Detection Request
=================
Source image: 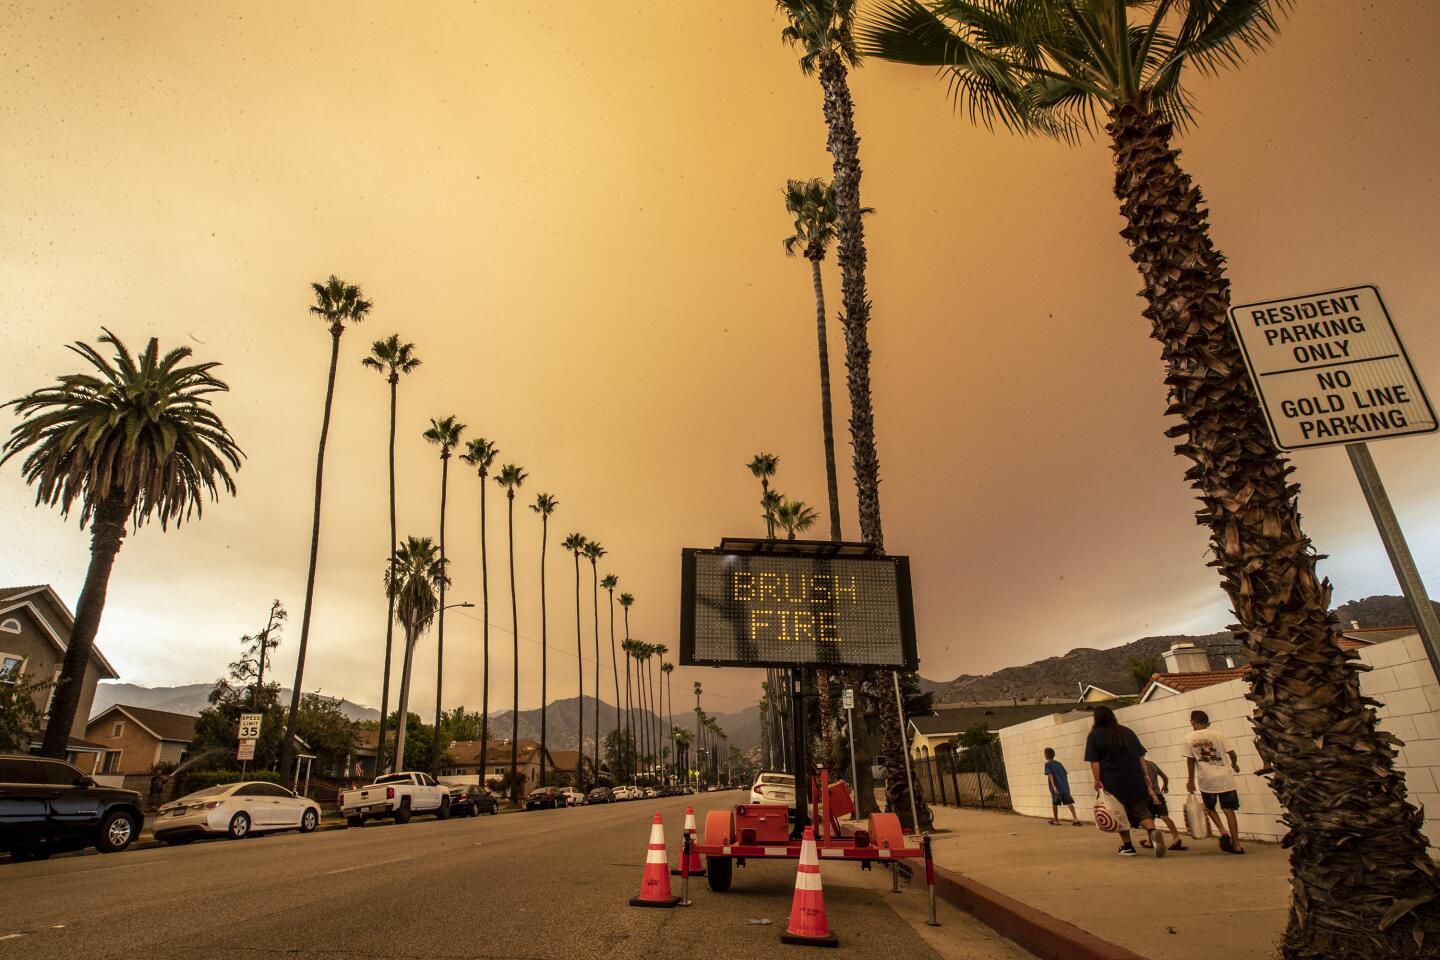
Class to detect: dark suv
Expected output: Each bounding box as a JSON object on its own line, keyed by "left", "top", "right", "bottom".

{"left": 1, "top": 755, "right": 145, "bottom": 862}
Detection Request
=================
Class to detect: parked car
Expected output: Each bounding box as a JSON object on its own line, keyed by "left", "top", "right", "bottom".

{"left": 448, "top": 785, "right": 498, "bottom": 817}
{"left": 339, "top": 771, "right": 450, "bottom": 826}
{"left": 749, "top": 771, "right": 796, "bottom": 805}
{"left": 155, "top": 781, "right": 320, "bottom": 843}
{"left": 643, "top": 786, "right": 659, "bottom": 799}
{"left": 525, "top": 788, "right": 564, "bottom": 811}
{"left": 557, "top": 787, "right": 584, "bottom": 807}
{"left": 585, "top": 786, "right": 613, "bottom": 804}
{"left": 612, "top": 785, "right": 641, "bottom": 801}
{"left": 0, "top": 755, "right": 144, "bottom": 861}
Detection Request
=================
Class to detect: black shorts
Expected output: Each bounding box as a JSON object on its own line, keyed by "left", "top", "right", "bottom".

{"left": 1120, "top": 797, "right": 1152, "bottom": 829}
{"left": 1050, "top": 791, "right": 1074, "bottom": 806}
{"left": 1149, "top": 795, "right": 1169, "bottom": 817}
{"left": 1203, "top": 790, "right": 1240, "bottom": 811}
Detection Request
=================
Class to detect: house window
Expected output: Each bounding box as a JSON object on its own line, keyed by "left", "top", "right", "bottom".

{"left": 0, "top": 618, "right": 20, "bottom": 634}
{"left": 101, "top": 751, "right": 122, "bottom": 774}
{"left": 111, "top": 721, "right": 125, "bottom": 738}
{"left": 0, "top": 654, "right": 23, "bottom": 685}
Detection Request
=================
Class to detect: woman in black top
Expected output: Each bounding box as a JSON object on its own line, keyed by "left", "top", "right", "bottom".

{"left": 1084, "top": 706, "right": 1163, "bottom": 857}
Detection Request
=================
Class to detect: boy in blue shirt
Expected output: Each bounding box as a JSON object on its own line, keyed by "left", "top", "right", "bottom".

{"left": 1044, "top": 747, "right": 1082, "bottom": 825}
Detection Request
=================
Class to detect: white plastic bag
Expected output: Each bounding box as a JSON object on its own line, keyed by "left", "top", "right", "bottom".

{"left": 1184, "top": 793, "right": 1209, "bottom": 840}
{"left": 1093, "top": 790, "right": 1122, "bottom": 833}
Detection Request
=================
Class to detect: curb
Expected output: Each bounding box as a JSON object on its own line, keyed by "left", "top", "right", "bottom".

{"left": 930, "top": 864, "right": 1148, "bottom": 960}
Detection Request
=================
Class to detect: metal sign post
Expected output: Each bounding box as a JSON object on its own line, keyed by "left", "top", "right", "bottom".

{"left": 892, "top": 671, "right": 921, "bottom": 836}
{"left": 1228, "top": 284, "right": 1440, "bottom": 676}
{"left": 1346, "top": 443, "right": 1440, "bottom": 681}
{"left": 842, "top": 687, "right": 858, "bottom": 798}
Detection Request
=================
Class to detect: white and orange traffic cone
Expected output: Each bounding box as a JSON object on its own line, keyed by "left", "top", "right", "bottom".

{"left": 671, "top": 805, "right": 706, "bottom": 877}
{"left": 780, "top": 827, "right": 838, "bottom": 947}
{"left": 630, "top": 813, "right": 681, "bottom": 908}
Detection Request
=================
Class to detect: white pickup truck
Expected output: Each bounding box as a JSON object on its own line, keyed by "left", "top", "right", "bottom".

{"left": 339, "top": 771, "right": 450, "bottom": 826}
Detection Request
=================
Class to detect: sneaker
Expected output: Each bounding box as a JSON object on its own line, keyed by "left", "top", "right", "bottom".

{"left": 1072, "top": 821, "right": 1085, "bottom": 827}
{"left": 1150, "top": 829, "right": 1167, "bottom": 858}
{"left": 1117, "top": 844, "right": 1137, "bottom": 856}
{"left": 1220, "top": 834, "right": 1234, "bottom": 852}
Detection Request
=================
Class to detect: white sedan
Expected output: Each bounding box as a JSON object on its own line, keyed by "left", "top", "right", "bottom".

{"left": 155, "top": 781, "right": 321, "bottom": 843}
{"left": 749, "top": 772, "right": 796, "bottom": 805}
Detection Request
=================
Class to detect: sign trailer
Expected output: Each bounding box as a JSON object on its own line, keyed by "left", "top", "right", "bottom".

{"left": 1229, "top": 283, "right": 1440, "bottom": 678}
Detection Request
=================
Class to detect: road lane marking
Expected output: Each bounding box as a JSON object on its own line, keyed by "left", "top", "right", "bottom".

{"left": 323, "top": 854, "right": 419, "bottom": 876}
{"left": 0, "top": 934, "right": 22, "bottom": 940}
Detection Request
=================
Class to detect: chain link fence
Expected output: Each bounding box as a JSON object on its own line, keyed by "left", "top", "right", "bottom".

{"left": 913, "top": 741, "right": 1011, "bottom": 810}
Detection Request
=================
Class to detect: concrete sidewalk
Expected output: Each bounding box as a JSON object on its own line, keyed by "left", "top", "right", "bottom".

{"left": 925, "top": 806, "right": 1290, "bottom": 960}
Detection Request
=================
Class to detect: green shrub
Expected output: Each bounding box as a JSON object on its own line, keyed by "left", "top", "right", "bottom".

{"left": 177, "top": 768, "right": 280, "bottom": 793}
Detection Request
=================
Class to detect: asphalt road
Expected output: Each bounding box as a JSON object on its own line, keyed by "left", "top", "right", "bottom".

{"left": 0, "top": 794, "right": 1031, "bottom": 960}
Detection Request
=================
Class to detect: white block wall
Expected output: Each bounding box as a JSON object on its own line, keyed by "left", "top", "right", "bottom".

{"left": 998, "top": 635, "right": 1440, "bottom": 846}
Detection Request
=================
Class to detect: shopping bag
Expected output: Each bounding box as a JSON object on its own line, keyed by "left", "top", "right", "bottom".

{"left": 1184, "top": 792, "right": 1209, "bottom": 840}
{"left": 1093, "top": 791, "right": 1120, "bottom": 833}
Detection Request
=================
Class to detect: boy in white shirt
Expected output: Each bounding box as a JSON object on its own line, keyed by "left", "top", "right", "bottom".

{"left": 1183, "top": 709, "right": 1244, "bottom": 854}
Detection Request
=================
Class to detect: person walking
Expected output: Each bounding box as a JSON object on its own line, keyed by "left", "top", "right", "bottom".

{"left": 1138, "top": 758, "right": 1186, "bottom": 851}
{"left": 1043, "top": 747, "right": 1083, "bottom": 826}
{"left": 1084, "top": 705, "right": 1165, "bottom": 858}
{"left": 1184, "top": 710, "right": 1245, "bottom": 854}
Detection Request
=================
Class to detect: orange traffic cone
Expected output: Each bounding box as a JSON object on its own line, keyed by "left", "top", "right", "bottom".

{"left": 781, "top": 827, "right": 838, "bottom": 947}
{"left": 672, "top": 805, "right": 706, "bottom": 877}
{"left": 630, "top": 813, "right": 681, "bottom": 908}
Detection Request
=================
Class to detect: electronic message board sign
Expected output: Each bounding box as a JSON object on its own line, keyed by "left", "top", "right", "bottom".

{"left": 678, "top": 547, "right": 917, "bottom": 670}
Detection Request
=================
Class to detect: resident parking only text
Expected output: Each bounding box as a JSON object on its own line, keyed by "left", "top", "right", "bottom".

{"left": 1227, "top": 284, "right": 1436, "bottom": 450}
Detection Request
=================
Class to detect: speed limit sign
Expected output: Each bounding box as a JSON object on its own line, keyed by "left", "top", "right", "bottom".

{"left": 238, "top": 713, "right": 263, "bottom": 740}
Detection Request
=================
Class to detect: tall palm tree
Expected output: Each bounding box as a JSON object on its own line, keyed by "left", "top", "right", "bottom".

{"left": 746, "top": 453, "right": 780, "bottom": 537}
{"left": 775, "top": 498, "right": 820, "bottom": 540}
{"left": 662, "top": 661, "right": 676, "bottom": 783}
{"left": 777, "top": 1, "right": 884, "bottom": 548}
{"left": 461, "top": 438, "right": 499, "bottom": 787}
{"left": 635, "top": 643, "right": 654, "bottom": 781}
{"left": 562, "top": 532, "right": 588, "bottom": 787}
{"left": 3, "top": 330, "right": 242, "bottom": 757}
{"left": 386, "top": 536, "right": 444, "bottom": 772}
{"left": 361, "top": 335, "right": 420, "bottom": 774}
{"left": 653, "top": 645, "right": 670, "bottom": 782}
{"left": 582, "top": 539, "right": 606, "bottom": 779}
{"left": 601, "top": 574, "right": 622, "bottom": 754}
{"left": 496, "top": 464, "right": 527, "bottom": 798}
{"left": 282, "top": 276, "right": 372, "bottom": 778}
{"left": 863, "top": 3, "right": 1436, "bottom": 953}
{"left": 619, "top": 593, "right": 636, "bottom": 777}
{"left": 673, "top": 726, "right": 691, "bottom": 784}
{"left": 422, "top": 415, "right": 465, "bottom": 773}
{"left": 693, "top": 682, "right": 703, "bottom": 786}
{"left": 530, "top": 492, "right": 559, "bottom": 787}
{"left": 784, "top": 177, "right": 870, "bottom": 542}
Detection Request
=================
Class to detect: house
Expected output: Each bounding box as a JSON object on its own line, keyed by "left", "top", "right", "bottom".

{"left": 1336, "top": 626, "right": 1419, "bottom": 651}
{"left": 1075, "top": 679, "right": 1142, "bottom": 704}
{"left": 908, "top": 702, "right": 1080, "bottom": 758}
{"left": 84, "top": 705, "right": 197, "bottom": 775}
{"left": 438, "top": 739, "right": 557, "bottom": 795}
{"left": 0, "top": 584, "right": 120, "bottom": 768}
{"left": 546, "top": 750, "right": 595, "bottom": 784}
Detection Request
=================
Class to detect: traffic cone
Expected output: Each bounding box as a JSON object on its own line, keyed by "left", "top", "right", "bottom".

{"left": 672, "top": 805, "right": 706, "bottom": 877}
{"left": 629, "top": 813, "right": 681, "bottom": 908}
{"left": 780, "top": 827, "right": 838, "bottom": 947}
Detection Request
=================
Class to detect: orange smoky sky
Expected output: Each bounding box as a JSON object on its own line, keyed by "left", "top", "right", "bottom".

{"left": 2, "top": 2, "right": 1438, "bottom": 717}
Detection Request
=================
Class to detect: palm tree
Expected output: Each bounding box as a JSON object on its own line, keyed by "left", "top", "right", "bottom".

{"left": 775, "top": 498, "right": 820, "bottom": 540}
{"left": 386, "top": 536, "right": 445, "bottom": 772}
{"left": 635, "top": 643, "right": 654, "bottom": 782}
{"left": 600, "top": 574, "right": 621, "bottom": 755}
{"left": 784, "top": 177, "right": 871, "bottom": 542}
{"left": 863, "top": 3, "right": 1436, "bottom": 952}
{"left": 673, "top": 726, "right": 692, "bottom": 784}
{"left": 3, "top": 330, "right": 242, "bottom": 757}
{"left": 582, "top": 539, "right": 606, "bottom": 779}
{"left": 562, "top": 532, "right": 588, "bottom": 787}
{"left": 662, "top": 665, "right": 676, "bottom": 782}
{"left": 461, "top": 438, "right": 499, "bottom": 787}
{"left": 619, "top": 593, "right": 636, "bottom": 777}
{"left": 282, "top": 276, "right": 372, "bottom": 778}
{"left": 422, "top": 415, "right": 465, "bottom": 772}
{"left": 496, "top": 463, "right": 527, "bottom": 798}
{"left": 746, "top": 453, "right": 780, "bottom": 537}
{"left": 777, "top": 2, "right": 884, "bottom": 549}
{"left": 654, "top": 646, "right": 671, "bottom": 782}
{"left": 361, "top": 335, "right": 420, "bottom": 774}
{"left": 759, "top": 490, "right": 785, "bottom": 541}
{"left": 693, "top": 682, "right": 703, "bottom": 786}
{"left": 530, "top": 492, "right": 559, "bottom": 787}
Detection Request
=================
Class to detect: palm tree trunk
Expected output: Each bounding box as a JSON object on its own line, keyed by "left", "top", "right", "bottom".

{"left": 281, "top": 326, "right": 343, "bottom": 779}
{"left": 479, "top": 476, "right": 491, "bottom": 794}
{"left": 1109, "top": 98, "right": 1439, "bottom": 958}
{"left": 760, "top": 477, "right": 775, "bottom": 539}
{"left": 393, "top": 628, "right": 417, "bottom": 772}
{"left": 667, "top": 670, "right": 675, "bottom": 785}
{"left": 649, "top": 660, "right": 660, "bottom": 783}
{"left": 40, "top": 492, "right": 130, "bottom": 758}
{"left": 572, "top": 554, "right": 584, "bottom": 789}
{"left": 590, "top": 563, "right": 601, "bottom": 783}
{"left": 431, "top": 453, "right": 450, "bottom": 774}
{"left": 507, "top": 494, "right": 519, "bottom": 801}
{"left": 538, "top": 514, "right": 549, "bottom": 788}
{"left": 624, "top": 649, "right": 634, "bottom": 781}
{"left": 376, "top": 377, "right": 399, "bottom": 775}
{"left": 607, "top": 594, "right": 621, "bottom": 767}
{"left": 810, "top": 257, "right": 843, "bottom": 542}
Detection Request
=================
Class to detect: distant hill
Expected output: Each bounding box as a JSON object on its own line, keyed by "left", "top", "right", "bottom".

{"left": 91, "top": 682, "right": 380, "bottom": 724}
{"left": 935, "top": 594, "right": 1425, "bottom": 705}
{"left": 488, "top": 696, "right": 760, "bottom": 754}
